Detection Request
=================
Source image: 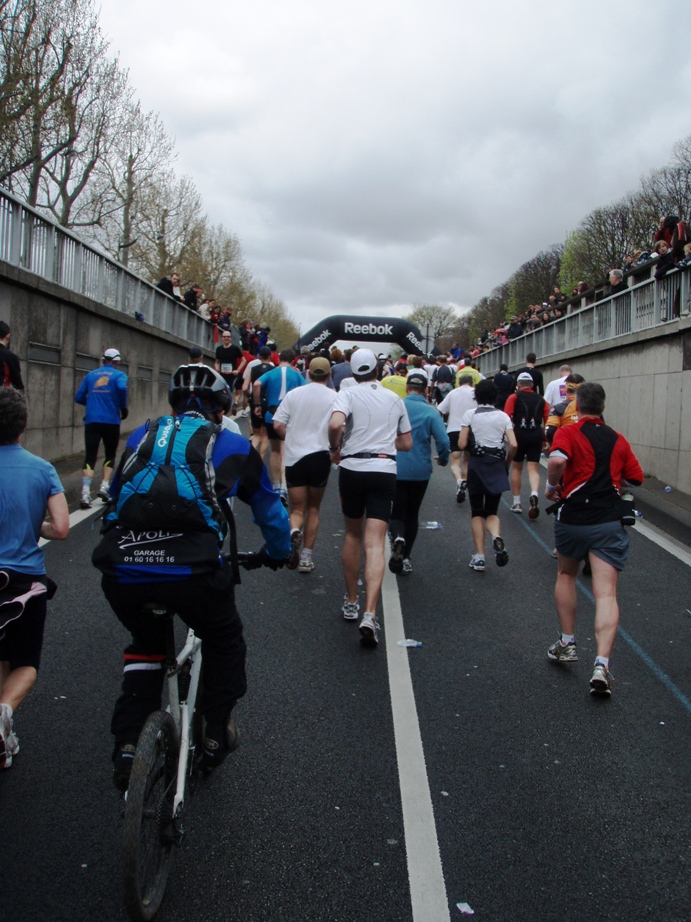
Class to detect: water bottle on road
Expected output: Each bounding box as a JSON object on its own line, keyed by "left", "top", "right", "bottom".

{"left": 420, "top": 521, "right": 442, "bottom": 530}
{"left": 397, "top": 639, "right": 423, "bottom": 647}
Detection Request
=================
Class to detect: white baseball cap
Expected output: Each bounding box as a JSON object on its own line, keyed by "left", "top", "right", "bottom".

{"left": 103, "top": 348, "right": 121, "bottom": 361}
{"left": 351, "top": 348, "right": 378, "bottom": 375}
{"left": 517, "top": 372, "right": 534, "bottom": 383}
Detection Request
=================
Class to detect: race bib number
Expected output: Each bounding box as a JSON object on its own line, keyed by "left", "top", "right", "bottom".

{"left": 221, "top": 363, "right": 233, "bottom": 374}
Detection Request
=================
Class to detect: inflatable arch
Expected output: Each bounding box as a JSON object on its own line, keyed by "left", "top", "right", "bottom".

{"left": 292, "top": 315, "right": 426, "bottom": 356}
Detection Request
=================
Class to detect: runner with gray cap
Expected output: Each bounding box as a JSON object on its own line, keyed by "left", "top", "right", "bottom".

{"left": 328, "top": 348, "right": 412, "bottom": 645}
{"left": 74, "top": 348, "right": 128, "bottom": 507}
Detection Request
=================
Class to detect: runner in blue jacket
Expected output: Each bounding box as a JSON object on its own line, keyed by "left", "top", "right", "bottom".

{"left": 388, "top": 372, "right": 450, "bottom": 575}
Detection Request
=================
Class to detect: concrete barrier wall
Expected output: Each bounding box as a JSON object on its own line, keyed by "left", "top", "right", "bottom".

{"left": 0, "top": 260, "right": 214, "bottom": 461}
{"left": 502, "top": 317, "right": 691, "bottom": 493}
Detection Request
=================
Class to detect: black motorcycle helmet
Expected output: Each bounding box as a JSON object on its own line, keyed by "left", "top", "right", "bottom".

{"left": 169, "top": 364, "right": 231, "bottom": 415}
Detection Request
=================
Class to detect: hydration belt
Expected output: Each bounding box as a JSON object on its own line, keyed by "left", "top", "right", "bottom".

{"left": 341, "top": 452, "right": 396, "bottom": 461}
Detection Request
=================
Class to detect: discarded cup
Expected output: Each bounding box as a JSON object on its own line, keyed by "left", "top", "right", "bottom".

{"left": 664, "top": 486, "right": 672, "bottom": 493}
{"left": 397, "top": 639, "right": 422, "bottom": 647}
{"left": 421, "top": 521, "right": 442, "bottom": 529}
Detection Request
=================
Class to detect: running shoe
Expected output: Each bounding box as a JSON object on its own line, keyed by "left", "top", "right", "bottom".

{"left": 80, "top": 487, "right": 92, "bottom": 509}
{"left": 202, "top": 718, "right": 240, "bottom": 773}
{"left": 582, "top": 560, "right": 592, "bottom": 577}
{"left": 97, "top": 484, "right": 110, "bottom": 502}
{"left": 278, "top": 488, "right": 288, "bottom": 509}
{"left": 547, "top": 639, "right": 579, "bottom": 662}
{"left": 388, "top": 536, "right": 406, "bottom": 574}
{"left": 551, "top": 548, "right": 558, "bottom": 559}
{"left": 456, "top": 481, "right": 467, "bottom": 504}
{"left": 590, "top": 664, "right": 613, "bottom": 696}
{"left": 359, "top": 612, "right": 380, "bottom": 646}
{"left": 112, "top": 742, "right": 137, "bottom": 791}
{"left": 511, "top": 502, "right": 522, "bottom": 514}
{"left": 469, "top": 554, "right": 486, "bottom": 572}
{"left": 0, "top": 703, "right": 16, "bottom": 769}
{"left": 298, "top": 557, "right": 315, "bottom": 574}
{"left": 342, "top": 596, "right": 360, "bottom": 621}
{"left": 528, "top": 495, "right": 539, "bottom": 519}
{"left": 290, "top": 528, "right": 303, "bottom": 551}
{"left": 493, "top": 536, "right": 509, "bottom": 567}
{"left": 402, "top": 558, "right": 413, "bottom": 575}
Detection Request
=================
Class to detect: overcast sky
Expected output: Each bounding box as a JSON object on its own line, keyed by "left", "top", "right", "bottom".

{"left": 98, "top": 0, "right": 691, "bottom": 332}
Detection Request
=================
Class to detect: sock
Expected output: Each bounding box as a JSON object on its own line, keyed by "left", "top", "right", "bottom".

{"left": 82, "top": 477, "right": 91, "bottom": 489}
{"left": 595, "top": 656, "right": 609, "bottom": 668}
{"left": 1, "top": 703, "right": 13, "bottom": 719}
{"left": 560, "top": 634, "right": 575, "bottom": 645}
{"left": 513, "top": 494, "right": 521, "bottom": 504}
{"left": 531, "top": 490, "right": 538, "bottom": 498}
{"left": 457, "top": 478, "right": 462, "bottom": 487}
{"left": 300, "top": 548, "right": 312, "bottom": 561}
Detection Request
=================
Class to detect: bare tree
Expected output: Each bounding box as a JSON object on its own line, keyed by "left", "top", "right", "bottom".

{"left": 127, "top": 170, "right": 204, "bottom": 281}
{"left": 85, "top": 103, "right": 175, "bottom": 266}
{"left": 405, "top": 303, "right": 459, "bottom": 346}
{"left": 251, "top": 280, "right": 298, "bottom": 347}
{"left": 640, "top": 134, "right": 691, "bottom": 237}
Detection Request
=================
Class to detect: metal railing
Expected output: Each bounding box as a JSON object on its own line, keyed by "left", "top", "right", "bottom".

{"left": 0, "top": 187, "right": 211, "bottom": 347}
{"left": 475, "top": 267, "right": 691, "bottom": 373}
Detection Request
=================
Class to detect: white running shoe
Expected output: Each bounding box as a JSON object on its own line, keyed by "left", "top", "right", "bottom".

{"left": 511, "top": 502, "right": 522, "bottom": 514}
{"left": 97, "top": 484, "right": 110, "bottom": 502}
{"left": 298, "top": 557, "right": 314, "bottom": 573}
{"left": 80, "top": 487, "right": 92, "bottom": 509}
{"left": 342, "top": 596, "right": 360, "bottom": 620}
{"left": 359, "top": 612, "right": 380, "bottom": 646}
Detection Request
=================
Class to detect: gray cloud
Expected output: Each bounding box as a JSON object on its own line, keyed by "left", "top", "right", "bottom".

{"left": 99, "top": 0, "right": 691, "bottom": 331}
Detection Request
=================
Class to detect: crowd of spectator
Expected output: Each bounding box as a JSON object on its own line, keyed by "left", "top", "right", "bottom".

{"left": 470, "top": 215, "right": 690, "bottom": 354}
{"left": 157, "top": 273, "right": 274, "bottom": 354}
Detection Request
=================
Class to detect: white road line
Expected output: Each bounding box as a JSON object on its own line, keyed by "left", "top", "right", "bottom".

{"left": 634, "top": 518, "right": 691, "bottom": 568}
{"left": 381, "top": 567, "right": 451, "bottom": 922}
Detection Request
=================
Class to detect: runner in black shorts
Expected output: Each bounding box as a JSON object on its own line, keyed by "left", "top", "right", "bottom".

{"left": 272, "top": 357, "right": 337, "bottom": 574}
{"left": 285, "top": 451, "right": 331, "bottom": 489}
{"left": 338, "top": 467, "right": 397, "bottom": 521}
{"left": 328, "top": 349, "right": 412, "bottom": 646}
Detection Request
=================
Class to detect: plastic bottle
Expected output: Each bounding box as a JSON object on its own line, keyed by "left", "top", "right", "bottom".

{"left": 421, "top": 521, "right": 442, "bottom": 529}
{"left": 397, "top": 639, "right": 423, "bottom": 647}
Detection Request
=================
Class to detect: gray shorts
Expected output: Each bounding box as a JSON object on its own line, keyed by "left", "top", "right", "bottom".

{"left": 554, "top": 520, "right": 630, "bottom": 571}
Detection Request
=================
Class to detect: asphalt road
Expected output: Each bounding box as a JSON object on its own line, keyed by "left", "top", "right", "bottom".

{"left": 3, "top": 439, "right": 691, "bottom": 922}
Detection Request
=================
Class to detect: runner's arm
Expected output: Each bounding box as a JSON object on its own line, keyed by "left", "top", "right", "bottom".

{"left": 41, "top": 492, "right": 69, "bottom": 540}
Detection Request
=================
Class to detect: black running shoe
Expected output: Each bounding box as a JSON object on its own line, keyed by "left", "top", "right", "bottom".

{"left": 113, "top": 743, "right": 137, "bottom": 792}
{"left": 456, "top": 481, "right": 467, "bottom": 504}
{"left": 388, "top": 536, "right": 406, "bottom": 574}
{"left": 528, "top": 495, "right": 539, "bottom": 519}
{"left": 201, "top": 719, "right": 240, "bottom": 774}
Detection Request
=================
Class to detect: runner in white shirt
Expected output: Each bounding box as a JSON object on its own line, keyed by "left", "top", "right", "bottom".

{"left": 272, "top": 358, "right": 337, "bottom": 573}
{"left": 544, "top": 364, "right": 573, "bottom": 410}
{"left": 328, "top": 349, "right": 412, "bottom": 646}
{"left": 437, "top": 374, "right": 477, "bottom": 503}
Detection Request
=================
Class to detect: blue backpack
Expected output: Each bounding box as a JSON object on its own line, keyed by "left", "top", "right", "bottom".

{"left": 109, "top": 415, "right": 226, "bottom": 545}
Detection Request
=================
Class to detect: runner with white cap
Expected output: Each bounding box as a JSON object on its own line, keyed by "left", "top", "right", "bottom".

{"left": 74, "top": 347, "right": 128, "bottom": 508}
{"left": 328, "top": 348, "right": 412, "bottom": 646}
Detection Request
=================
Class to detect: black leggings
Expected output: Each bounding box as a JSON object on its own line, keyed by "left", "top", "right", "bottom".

{"left": 83, "top": 422, "right": 120, "bottom": 471}
{"left": 103, "top": 567, "right": 246, "bottom": 747}
{"left": 389, "top": 480, "right": 429, "bottom": 558}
